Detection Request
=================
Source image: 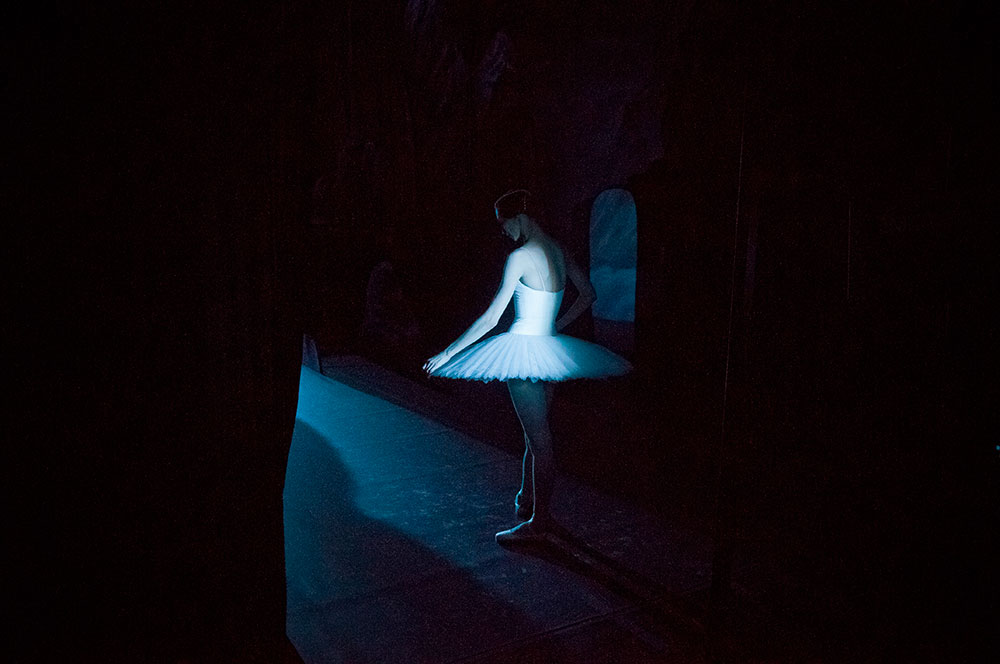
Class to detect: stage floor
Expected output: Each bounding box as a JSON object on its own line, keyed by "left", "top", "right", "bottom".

{"left": 285, "top": 361, "right": 712, "bottom": 663}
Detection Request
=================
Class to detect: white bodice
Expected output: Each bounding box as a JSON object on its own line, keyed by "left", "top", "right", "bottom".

{"left": 508, "top": 280, "right": 564, "bottom": 336}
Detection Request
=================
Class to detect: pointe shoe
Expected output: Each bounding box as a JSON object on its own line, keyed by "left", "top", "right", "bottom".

{"left": 514, "top": 494, "right": 533, "bottom": 521}
{"left": 496, "top": 519, "right": 547, "bottom": 545}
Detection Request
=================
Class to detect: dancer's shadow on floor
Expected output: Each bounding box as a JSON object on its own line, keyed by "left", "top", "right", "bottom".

{"left": 497, "top": 522, "right": 705, "bottom": 637}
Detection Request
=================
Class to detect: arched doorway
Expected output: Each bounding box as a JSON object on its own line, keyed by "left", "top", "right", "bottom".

{"left": 589, "top": 188, "right": 637, "bottom": 354}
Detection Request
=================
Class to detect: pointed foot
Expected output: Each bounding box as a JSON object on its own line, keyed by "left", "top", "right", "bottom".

{"left": 496, "top": 519, "right": 548, "bottom": 546}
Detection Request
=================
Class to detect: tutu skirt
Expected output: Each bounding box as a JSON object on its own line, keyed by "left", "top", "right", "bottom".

{"left": 431, "top": 331, "right": 632, "bottom": 383}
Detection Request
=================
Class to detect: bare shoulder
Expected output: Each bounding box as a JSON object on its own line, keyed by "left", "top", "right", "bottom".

{"left": 502, "top": 247, "right": 530, "bottom": 276}
{"left": 507, "top": 246, "right": 530, "bottom": 265}
{"left": 508, "top": 245, "right": 528, "bottom": 258}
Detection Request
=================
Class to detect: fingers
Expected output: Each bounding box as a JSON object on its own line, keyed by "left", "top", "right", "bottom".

{"left": 423, "top": 352, "right": 451, "bottom": 374}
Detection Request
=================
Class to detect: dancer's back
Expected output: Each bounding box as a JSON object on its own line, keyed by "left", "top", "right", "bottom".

{"left": 515, "top": 238, "right": 566, "bottom": 293}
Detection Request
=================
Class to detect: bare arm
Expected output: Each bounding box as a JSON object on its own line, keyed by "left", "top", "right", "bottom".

{"left": 424, "top": 251, "right": 525, "bottom": 373}
{"left": 555, "top": 252, "right": 597, "bottom": 332}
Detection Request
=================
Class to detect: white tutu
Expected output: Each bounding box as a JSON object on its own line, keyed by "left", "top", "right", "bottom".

{"left": 432, "top": 331, "right": 631, "bottom": 382}
{"left": 430, "top": 281, "right": 632, "bottom": 383}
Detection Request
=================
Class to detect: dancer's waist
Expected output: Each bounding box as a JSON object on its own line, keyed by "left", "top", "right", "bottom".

{"left": 509, "top": 318, "right": 556, "bottom": 336}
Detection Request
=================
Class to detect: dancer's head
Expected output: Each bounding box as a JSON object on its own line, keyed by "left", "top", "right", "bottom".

{"left": 494, "top": 189, "right": 531, "bottom": 241}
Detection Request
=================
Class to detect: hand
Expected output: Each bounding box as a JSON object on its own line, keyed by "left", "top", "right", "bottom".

{"left": 423, "top": 350, "right": 453, "bottom": 374}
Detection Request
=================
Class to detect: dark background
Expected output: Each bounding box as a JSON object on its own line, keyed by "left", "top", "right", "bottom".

{"left": 6, "top": 1, "right": 995, "bottom": 661}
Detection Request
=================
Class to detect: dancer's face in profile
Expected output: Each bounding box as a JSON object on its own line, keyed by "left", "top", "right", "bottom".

{"left": 500, "top": 215, "right": 521, "bottom": 242}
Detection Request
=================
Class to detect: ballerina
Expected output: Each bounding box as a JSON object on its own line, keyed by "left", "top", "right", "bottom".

{"left": 424, "top": 189, "right": 631, "bottom": 543}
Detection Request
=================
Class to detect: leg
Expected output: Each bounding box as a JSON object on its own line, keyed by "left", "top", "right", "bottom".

{"left": 514, "top": 384, "right": 553, "bottom": 520}
{"left": 497, "top": 379, "right": 554, "bottom": 543}
{"left": 515, "top": 437, "right": 533, "bottom": 520}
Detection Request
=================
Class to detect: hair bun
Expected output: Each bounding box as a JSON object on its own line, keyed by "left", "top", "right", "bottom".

{"left": 494, "top": 189, "right": 531, "bottom": 220}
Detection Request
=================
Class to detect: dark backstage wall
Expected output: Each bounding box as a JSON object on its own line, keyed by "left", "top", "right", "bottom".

{"left": 6, "top": 0, "right": 994, "bottom": 661}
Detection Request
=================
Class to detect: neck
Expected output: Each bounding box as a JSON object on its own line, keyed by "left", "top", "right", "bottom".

{"left": 520, "top": 215, "right": 543, "bottom": 242}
